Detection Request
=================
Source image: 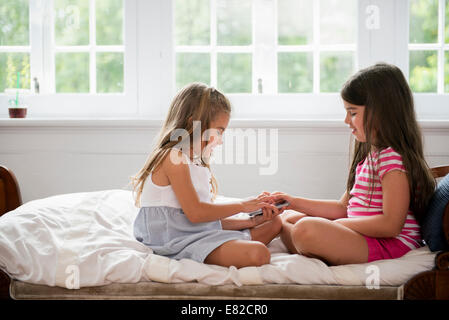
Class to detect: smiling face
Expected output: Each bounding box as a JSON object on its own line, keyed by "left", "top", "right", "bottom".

{"left": 200, "top": 112, "right": 230, "bottom": 158}
{"left": 343, "top": 101, "right": 366, "bottom": 142}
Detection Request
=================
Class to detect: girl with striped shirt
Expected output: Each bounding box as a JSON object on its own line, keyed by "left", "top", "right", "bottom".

{"left": 270, "top": 63, "right": 436, "bottom": 265}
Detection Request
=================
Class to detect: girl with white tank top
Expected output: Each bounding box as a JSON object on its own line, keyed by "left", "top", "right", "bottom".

{"left": 134, "top": 150, "right": 254, "bottom": 263}
{"left": 131, "top": 83, "right": 283, "bottom": 268}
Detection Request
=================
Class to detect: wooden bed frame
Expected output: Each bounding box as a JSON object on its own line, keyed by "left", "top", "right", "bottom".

{"left": 0, "top": 165, "right": 448, "bottom": 300}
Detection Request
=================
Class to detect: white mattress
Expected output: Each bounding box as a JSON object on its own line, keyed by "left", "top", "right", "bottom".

{"left": 0, "top": 189, "right": 436, "bottom": 289}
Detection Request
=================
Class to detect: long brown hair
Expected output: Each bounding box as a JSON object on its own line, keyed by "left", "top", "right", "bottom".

{"left": 341, "top": 63, "right": 435, "bottom": 223}
{"left": 131, "top": 83, "right": 231, "bottom": 207}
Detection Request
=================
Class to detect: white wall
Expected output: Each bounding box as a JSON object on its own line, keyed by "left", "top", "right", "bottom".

{"left": 1, "top": 119, "right": 448, "bottom": 204}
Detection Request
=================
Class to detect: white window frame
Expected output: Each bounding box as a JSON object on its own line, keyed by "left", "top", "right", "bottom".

{"left": 400, "top": 0, "right": 449, "bottom": 120}
{"left": 175, "top": 0, "right": 254, "bottom": 92}
{"left": 167, "top": 0, "right": 449, "bottom": 120}
{"left": 50, "top": 0, "right": 125, "bottom": 94}
{"left": 0, "top": 0, "right": 138, "bottom": 117}
{"left": 0, "top": 2, "right": 32, "bottom": 92}
{"left": 171, "top": 0, "right": 359, "bottom": 120}
{"left": 1, "top": 0, "right": 448, "bottom": 120}
{"left": 274, "top": 0, "right": 358, "bottom": 94}
{"left": 408, "top": 0, "right": 447, "bottom": 94}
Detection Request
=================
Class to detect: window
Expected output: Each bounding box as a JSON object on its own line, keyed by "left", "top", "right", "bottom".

{"left": 0, "top": 0, "right": 137, "bottom": 116}
{"left": 278, "top": 0, "right": 356, "bottom": 93}
{"left": 174, "top": 0, "right": 253, "bottom": 93}
{"left": 174, "top": 0, "right": 357, "bottom": 94}
{"left": 1, "top": 0, "right": 125, "bottom": 94}
{"left": 1, "top": 0, "right": 449, "bottom": 120}
{"left": 53, "top": 0, "right": 124, "bottom": 93}
{"left": 409, "top": 0, "right": 448, "bottom": 93}
{"left": 0, "top": 0, "right": 31, "bottom": 92}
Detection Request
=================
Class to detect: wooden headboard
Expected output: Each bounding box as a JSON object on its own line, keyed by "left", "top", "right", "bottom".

{"left": 0, "top": 166, "right": 22, "bottom": 217}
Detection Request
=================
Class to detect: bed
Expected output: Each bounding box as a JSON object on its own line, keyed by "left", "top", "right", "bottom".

{"left": 0, "top": 165, "right": 448, "bottom": 300}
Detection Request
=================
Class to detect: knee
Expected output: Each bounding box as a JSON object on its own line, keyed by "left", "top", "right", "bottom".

{"left": 280, "top": 212, "right": 294, "bottom": 231}
{"left": 280, "top": 210, "right": 295, "bottom": 224}
{"left": 247, "top": 242, "right": 271, "bottom": 266}
{"left": 281, "top": 210, "right": 306, "bottom": 226}
{"left": 291, "top": 217, "right": 321, "bottom": 250}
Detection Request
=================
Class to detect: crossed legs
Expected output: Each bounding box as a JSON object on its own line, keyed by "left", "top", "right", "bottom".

{"left": 204, "top": 209, "right": 368, "bottom": 268}
{"left": 204, "top": 215, "right": 282, "bottom": 268}
{"left": 280, "top": 210, "right": 369, "bottom": 265}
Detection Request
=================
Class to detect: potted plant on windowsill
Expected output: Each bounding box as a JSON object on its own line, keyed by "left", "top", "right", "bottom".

{"left": 6, "top": 72, "right": 28, "bottom": 119}
{"left": 8, "top": 105, "right": 27, "bottom": 118}
{"left": 8, "top": 97, "right": 27, "bottom": 118}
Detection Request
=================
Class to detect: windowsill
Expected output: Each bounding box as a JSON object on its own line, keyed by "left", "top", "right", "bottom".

{"left": 1, "top": 117, "right": 449, "bottom": 130}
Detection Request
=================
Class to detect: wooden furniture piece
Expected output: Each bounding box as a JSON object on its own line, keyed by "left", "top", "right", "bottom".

{"left": 0, "top": 166, "right": 22, "bottom": 217}
{"left": 0, "top": 165, "right": 448, "bottom": 300}
{"left": 0, "top": 166, "right": 22, "bottom": 300}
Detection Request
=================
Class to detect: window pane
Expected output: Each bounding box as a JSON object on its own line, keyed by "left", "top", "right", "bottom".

{"left": 278, "top": 52, "right": 313, "bottom": 93}
{"left": 320, "top": 52, "right": 354, "bottom": 92}
{"left": 176, "top": 53, "right": 210, "bottom": 90}
{"left": 217, "top": 53, "right": 252, "bottom": 93}
{"left": 96, "top": 0, "right": 123, "bottom": 45}
{"left": 446, "top": 0, "right": 449, "bottom": 43}
{"left": 55, "top": 52, "right": 89, "bottom": 92}
{"left": 446, "top": 51, "right": 449, "bottom": 92}
{"left": 175, "top": 0, "right": 210, "bottom": 45}
{"left": 0, "top": 53, "right": 30, "bottom": 92}
{"left": 0, "top": 0, "right": 29, "bottom": 45}
{"left": 97, "top": 52, "right": 123, "bottom": 93}
{"left": 409, "top": 50, "right": 437, "bottom": 92}
{"left": 409, "top": 0, "right": 438, "bottom": 43}
{"left": 320, "top": 0, "right": 356, "bottom": 45}
{"left": 278, "top": 0, "right": 313, "bottom": 45}
{"left": 217, "top": 0, "right": 252, "bottom": 46}
{"left": 54, "top": 0, "right": 89, "bottom": 46}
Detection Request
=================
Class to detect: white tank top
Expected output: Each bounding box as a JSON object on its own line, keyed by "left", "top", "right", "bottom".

{"left": 139, "top": 151, "right": 213, "bottom": 208}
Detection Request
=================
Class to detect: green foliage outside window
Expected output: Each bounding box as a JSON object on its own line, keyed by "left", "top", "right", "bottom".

{"left": 176, "top": 53, "right": 211, "bottom": 90}
{"left": 409, "top": 0, "right": 449, "bottom": 92}
{"left": 0, "top": 0, "right": 30, "bottom": 91}
{"left": 55, "top": 52, "right": 89, "bottom": 93}
{"left": 278, "top": 52, "right": 313, "bottom": 93}
{"left": 217, "top": 53, "right": 252, "bottom": 93}
{"left": 0, "top": 0, "right": 124, "bottom": 93}
{"left": 2, "top": 0, "right": 448, "bottom": 94}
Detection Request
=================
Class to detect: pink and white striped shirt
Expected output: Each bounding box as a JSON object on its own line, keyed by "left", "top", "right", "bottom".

{"left": 347, "top": 147, "right": 422, "bottom": 250}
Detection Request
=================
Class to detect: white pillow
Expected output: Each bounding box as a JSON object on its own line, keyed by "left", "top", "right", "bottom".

{"left": 0, "top": 189, "right": 152, "bottom": 287}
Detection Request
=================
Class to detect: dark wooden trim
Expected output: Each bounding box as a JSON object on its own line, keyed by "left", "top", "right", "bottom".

{"left": 0, "top": 165, "right": 22, "bottom": 300}
{"left": 0, "top": 270, "right": 10, "bottom": 300}
{"left": 431, "top": 166, "right": 449, "bottom": 179}
{"left": 0, "top": 166, "right": 22, "bottom": 217}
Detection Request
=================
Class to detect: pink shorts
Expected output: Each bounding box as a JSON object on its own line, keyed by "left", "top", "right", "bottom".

{"left": 364, "top": 236, "right": 415, "bottom": 262}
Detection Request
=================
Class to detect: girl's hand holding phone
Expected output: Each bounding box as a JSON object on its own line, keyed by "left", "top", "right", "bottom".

{"left": 240, "top": 194, "right": 275, "bottom": 213}
{"left": 249, "top": 205, "right": 285, "bottom": 226}
{"left": 267, "top": 191, "right": 295, "bottom": 210}
{"left": 240, "top": 192, "right": 286, "bottom": 227}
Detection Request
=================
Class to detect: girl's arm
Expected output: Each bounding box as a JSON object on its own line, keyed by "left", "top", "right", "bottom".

{"left": 335, "top": 170, "right": 410, "bottom": 238}
{"left": 221, "top": 206, "right": 284, "bottom": 230}
{"left": 271, "top": 191, "right": 349, "bottom": 220}
{"left": 164, "top": 149, "right": 276, "bottom": 223}
{"left": 221, "top": 216, "right": 254, "bottom": 230}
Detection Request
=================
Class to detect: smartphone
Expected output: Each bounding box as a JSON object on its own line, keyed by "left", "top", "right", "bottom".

{"left": 247, "top": 201, "right": 290, "bottom": 217}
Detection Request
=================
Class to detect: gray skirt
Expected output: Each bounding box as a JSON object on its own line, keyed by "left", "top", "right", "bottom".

{"left": 133, "top": 206, "right": 252, "bottom": 263}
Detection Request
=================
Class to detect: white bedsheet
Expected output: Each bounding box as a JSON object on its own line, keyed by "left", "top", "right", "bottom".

{"left": 0, "top": 189, "right": 436, "bottom": 289}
